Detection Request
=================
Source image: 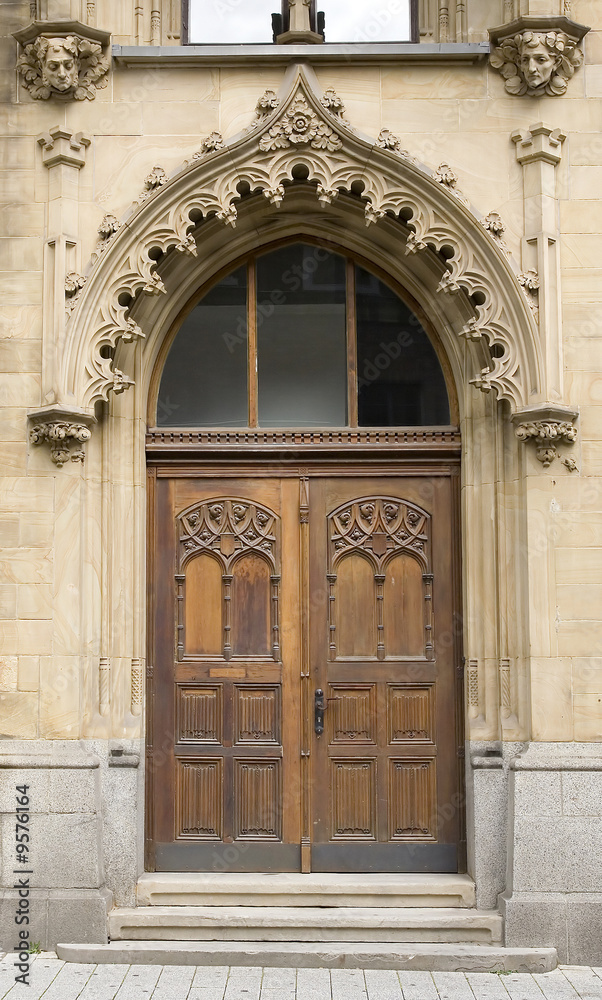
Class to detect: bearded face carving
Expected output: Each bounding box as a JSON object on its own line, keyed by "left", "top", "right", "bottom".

{"left": 16, "top": 33, "right": 110, "bottom": 100}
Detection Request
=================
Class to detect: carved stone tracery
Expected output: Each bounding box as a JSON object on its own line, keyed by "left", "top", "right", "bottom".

{"left": 59, "top": 64, "right": 546, "bottom": 439}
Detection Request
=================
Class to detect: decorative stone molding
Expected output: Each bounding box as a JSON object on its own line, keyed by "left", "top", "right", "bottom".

{"left": 489, "top": 16, "right": 589, "bottom": 97}
{"left": 513, "top": 405, "right": 578, "bottom": 469}
{"left": 28, "top": 405, "right": 96, "bottom": 466}
{"left": 60, "top": 64, "right": 544, "bottom": 420}
{"left": 130, "top": 658, "right": 144, "bottom": 716}
{"left": 14, "top": 20, "right": 110, "bottom": 101}
{"left": 143, "top": 165, "right": 167, "bottom": 193}
{"left": 518, "top": 270, "right": 540, "bottom": 317}
{"left": 512, "top": 123, "right": 566, "bottom": 167}
{"left": 259, "top": 96, "right": 342, "bottom": 153}
{"left": 377, "top": 129, "right": 401, "bottom": 151}
{"left": 37, "top": 126, "right": 91, "bottom": 168}
{"left": 65, "top": 271, "right": 86, "bottom": 314}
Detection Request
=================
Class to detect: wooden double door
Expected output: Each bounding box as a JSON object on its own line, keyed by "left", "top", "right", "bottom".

{"left": 147, "top": 464, "right": 463, "bottom": 873}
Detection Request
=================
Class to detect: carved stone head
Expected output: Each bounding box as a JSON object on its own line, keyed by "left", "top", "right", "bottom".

{"left": 39, "top": 37, "right": 80, "bottom": 94}
{"left": 489, "top": 20, "right": 586, "bottom": 97}
{"left": 518, "top": 32, "right": 561, "bottom": 90}
{"left": 16, "top": 29, "right": 110, "bottom": 101}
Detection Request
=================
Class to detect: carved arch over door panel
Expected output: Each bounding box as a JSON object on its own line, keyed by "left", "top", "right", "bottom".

{"left": 327, "top": 496, "right": 434, "bottom": 662}
{"left": 59, "top": 63, "right": 546, "bottom": 425}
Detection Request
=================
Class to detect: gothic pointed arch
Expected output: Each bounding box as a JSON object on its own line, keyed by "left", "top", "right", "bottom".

{"left": 60, "top": 62, "right": 545, "bottom": 425}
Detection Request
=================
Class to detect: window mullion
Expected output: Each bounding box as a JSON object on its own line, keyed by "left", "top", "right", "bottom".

{"left": 346, "top": 260, "right": 358, "bottom": 428}
{"left": 248, "top": 258, "right": 258, "bottom": 427}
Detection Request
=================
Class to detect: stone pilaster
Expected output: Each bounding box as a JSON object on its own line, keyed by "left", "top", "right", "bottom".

{"left": 36, "top": 126, "right": 90, "bottom": 413}
{"left": 512, "top": 124, "right": 566, "bottom": 405}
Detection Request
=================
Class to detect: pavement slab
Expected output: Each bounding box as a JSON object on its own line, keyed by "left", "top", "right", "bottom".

{"left": 0, "top": 956, "right": 602, "bottom": 999}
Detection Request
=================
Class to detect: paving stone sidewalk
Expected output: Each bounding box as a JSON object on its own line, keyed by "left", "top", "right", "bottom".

{"left": 1, "top": 956, "right": 602, "bottom": 1000}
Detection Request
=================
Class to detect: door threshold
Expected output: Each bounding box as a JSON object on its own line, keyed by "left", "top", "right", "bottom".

{"left": 137, "top": 872, "right": 475, "bottom": 908}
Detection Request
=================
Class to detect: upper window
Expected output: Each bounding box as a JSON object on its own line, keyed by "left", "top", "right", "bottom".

{"left": 156, "top": 243, "right": 450, "bottom": 428}
{"left": 186, "top": 0, "right": 415, "bottom": 45}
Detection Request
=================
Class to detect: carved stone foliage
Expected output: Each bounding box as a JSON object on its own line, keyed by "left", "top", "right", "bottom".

{"left": 64, "top": 64, "right": 542, "bottom": 417}
{"left": 14, "top": 21, "right": 110, "bottom": 101}
{"left": 259, "top": 96, "right": 342, "bottom": 153}
{"left": 513, "top": 407, "right": 578, "bottom": 470}
{"left": 29, "top": 407, "right": 95, "bottom": 466}
{"left": 489, "top": 17, "right": 588, "bottom": 96}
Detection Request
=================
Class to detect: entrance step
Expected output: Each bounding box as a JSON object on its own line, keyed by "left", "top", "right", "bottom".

{"left": 109, "top": 905, "right": 502, "bottom": 945}
{"left": 136, "top": 873, "right": 476, "bottom": 908}
{"left": 56, "top": 940, "right": 557, "bottom": 973}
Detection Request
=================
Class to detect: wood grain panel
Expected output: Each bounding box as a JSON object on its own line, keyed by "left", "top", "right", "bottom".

{"left": 331, "top": 759, "right": 376, "bottom": 839}
{"left": 336, "top": 555, "right": 376, "bottom": 658}
{"left": 177, "top": 759, "right": 222, "bottom": 840}
{"left": 388, "top": 759, "right": 436, "bottom": 840}
{"left": 328, "top": 685, "right": 376, "bottom": 744}
{"left": 234, "top": 759, "right": 282, "bottom": 840}
{"left": 384, "top": 553, "right": 424, "bottom": 657}
{"left": 388, "top": 684, "right": 434, "bottom": 744}
{"left": 177, "top": 684, "right": 222, "bottom": 743}
{"left": 184, "top": 554, "right": 222, "bottom": 656}
{"left": 231, "top": 553, "right": 271, "bottom": 657}
{"left": 235, "top": 685, "right": 281, "bottom": 744}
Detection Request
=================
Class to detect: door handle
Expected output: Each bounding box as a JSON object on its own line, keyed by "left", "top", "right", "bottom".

{"left": 314, "top": 688, "right": 326, "bottom": 736}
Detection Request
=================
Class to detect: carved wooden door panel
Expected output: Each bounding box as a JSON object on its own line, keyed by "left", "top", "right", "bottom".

{"left": 148, "top": 475, "right": 301, "bottom": 872}
{"left": 148, "top": 468, "right": 461, "bottom": 874}
{"left": 309, "top": 476, "right": 460, "bottom": 873}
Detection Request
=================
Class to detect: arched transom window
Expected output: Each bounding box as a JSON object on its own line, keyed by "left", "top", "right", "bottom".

{"left": 156, "top": 243, "right": 451, "bottom": 429}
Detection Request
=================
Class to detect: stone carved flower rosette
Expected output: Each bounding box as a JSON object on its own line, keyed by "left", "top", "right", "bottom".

{"left": 259, "top": 97, "right": 342, "bottom": 153}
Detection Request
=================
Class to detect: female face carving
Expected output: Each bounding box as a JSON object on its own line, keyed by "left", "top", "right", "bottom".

{"left": 519, "top": 38, "right": 558, "bottom": 90}
{"left": 42, "top": 42, "right": 79, "bottom": 93}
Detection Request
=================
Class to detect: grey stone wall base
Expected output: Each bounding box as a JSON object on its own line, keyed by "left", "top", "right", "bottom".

{"left": 500, "top": 891, "right": 602, "bottom": 967}
{"left": 0, "top": 888, "right": 112, "bottom": 950}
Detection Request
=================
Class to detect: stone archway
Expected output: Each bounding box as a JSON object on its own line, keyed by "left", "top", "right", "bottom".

{"left": 35, "top": 60, "right": 576, "bottom": 900}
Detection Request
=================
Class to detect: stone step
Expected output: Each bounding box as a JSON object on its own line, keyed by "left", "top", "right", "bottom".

{"left": 56, "top": 940, "right": 557, "bottom": 973}
{"left": 136, "top": 873, "right": 476, "bottom": 908}
{"left": 109, "top": 905, "right": 502, "bottom": 944}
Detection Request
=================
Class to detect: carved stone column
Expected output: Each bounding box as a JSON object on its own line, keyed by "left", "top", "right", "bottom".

{"left": 419, "top": 0, "right": 467, "bottom": 43}
{"left": 30, "top": 126, "right": 95, "bottom": 464}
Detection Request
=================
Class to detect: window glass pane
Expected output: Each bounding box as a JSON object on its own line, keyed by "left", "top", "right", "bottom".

{"left": 187, "top": 0, "right": 412, "bottom": 44}
{"left": 320, "top": 0, "right": 411, "bottom": 42}
{"left": 156, "top": 266, "right": 248, "bottom": 427}
{"left": 356, "top": 267, "right": 450, "bottom": 426}
{"left": 188, "top": 0, "right": 275, "bottom": 43}
{"left": 257, "top": 245, "right": 347, "bottom": 427}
